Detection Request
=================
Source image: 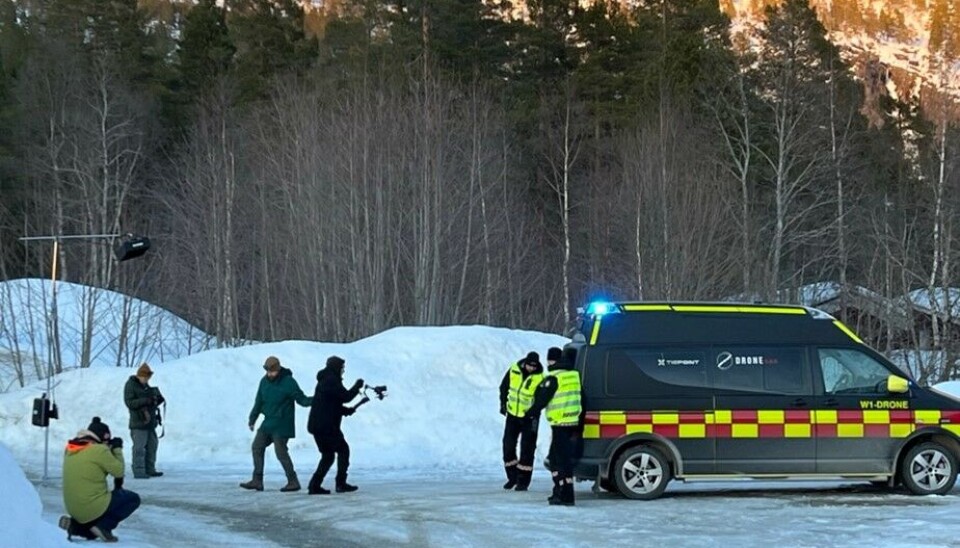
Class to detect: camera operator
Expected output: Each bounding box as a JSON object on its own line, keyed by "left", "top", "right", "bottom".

{"left": 123, "top": 363, "right": 164, "bottom": 479}
{"left": 306, "top": 355, "right": 363, "bottom": 494}
{"left": 59, "top": 417, "right": 140, "bottom": 542}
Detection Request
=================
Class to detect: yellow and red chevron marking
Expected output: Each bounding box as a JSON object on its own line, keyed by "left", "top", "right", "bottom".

{"left": 582, "top": 410, "right": 960, "bottom": 440}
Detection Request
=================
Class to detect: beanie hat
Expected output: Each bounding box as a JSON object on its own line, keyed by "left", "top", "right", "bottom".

{"left": 524, "top": 351, "right": 540, "bottom": 365}
{"left": 263, "top": 356, "right": 281, "bottom": 372}
{"left": 547, "top": 347, "right": 563, "bottom": 362}
{"left": 87, "top": 417, "right": 111, "bottom": 442}
{"left": 136, "top": 363, "right": 153, "bottom": 378}
{"left": 326, "top": 355, "right": 345, "bottom": 370}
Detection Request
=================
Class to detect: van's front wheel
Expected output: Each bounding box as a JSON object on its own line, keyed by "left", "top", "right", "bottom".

{"left": 613, "top": 445, "right": 671, "bottom": 500}
{"left": 900, "top": 442, "right": 958, "bottom": 496}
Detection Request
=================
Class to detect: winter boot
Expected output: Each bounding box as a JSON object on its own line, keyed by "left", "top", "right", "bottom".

{"left": 239, "top": 474, "right": 264, "bottom": 491}
{"left": 59, "top": 516, "right": 97, "bottom": 541}
{"left": 514, "top": 469, "right": 532, "bottom": 491}
{"left": 547, "top": 475, "right": 561, "bottom": 504}
{"left": 503, "top": 464, "right": 518, "bottom": 490}
{"left": 308, "top": 486, "right": 331, "bottom": 495}
{"left": 336, "top": 482, "right": 358, "bottom": 493}
{"left": 89, "top": 525, "right": 119, "bottom": 543}
{"left": 549, "top": 482, "right": 575, "bottom": 506}
{"left": 280, "top": 479, "right": 302, "bottom": 492}
{"left": 148, "top": 471, "right": 164, "bottom": 477}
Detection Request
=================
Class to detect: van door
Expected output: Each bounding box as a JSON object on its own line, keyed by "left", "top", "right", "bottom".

{"left": 712, "top": 346, "right": 816, "bottom": 475}
{"left": 599, "top": 347, "right": 716, "bottom": 475}
{"left": 813, "top": 347, "right": 908, "bottom": 474}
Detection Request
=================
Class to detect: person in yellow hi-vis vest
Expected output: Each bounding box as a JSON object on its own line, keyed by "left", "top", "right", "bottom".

{"left": 526, "top": 347, "right": 581, "bottom": 506}
{"left": 498, "top": 351, "right": 545, "bottom": 490}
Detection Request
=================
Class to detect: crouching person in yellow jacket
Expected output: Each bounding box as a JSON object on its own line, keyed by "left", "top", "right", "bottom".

{"left": 59, "top": 417, "right": 141, "bottom": 542}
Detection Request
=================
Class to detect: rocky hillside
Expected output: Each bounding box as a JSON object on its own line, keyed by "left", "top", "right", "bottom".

{"left": 723, "top": 0, "right": 959, "bottom": 102}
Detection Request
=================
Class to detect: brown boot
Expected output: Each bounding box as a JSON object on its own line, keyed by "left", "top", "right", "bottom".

{"left": 239, "top": 475, "right": 264, "bottom": 491}
{"left": 280, "top": 479, "right": 301, "bottom": 492}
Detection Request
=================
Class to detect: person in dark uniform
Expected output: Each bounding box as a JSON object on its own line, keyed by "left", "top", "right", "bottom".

{"left": 307, "top": 355, "right": 363, "bottom": 494}
{"left": 526, "top": 347, "right": 582, "bottom": 506}
{"left": 499, "top": 350, "right": 546, "bottom": 490}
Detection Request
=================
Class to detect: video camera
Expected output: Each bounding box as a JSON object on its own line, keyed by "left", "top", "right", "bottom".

{"left": 366, "top": 385, "right": 388, "bottom": 401}
{"left": 351, "top": 384, "right": 388, "bottom": 412}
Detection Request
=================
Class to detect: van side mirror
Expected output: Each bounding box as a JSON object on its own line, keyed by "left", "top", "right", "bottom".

{"left": 887, "top": 375, "right": 909, "bottom": 394}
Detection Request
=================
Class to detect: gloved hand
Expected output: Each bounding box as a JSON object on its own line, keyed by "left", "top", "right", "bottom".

{"left": 114, "top": 476, "right": 124, "bottom": 491}
{"left": 352, "top": 379, "right": 364, "bottom": 390}
{"left": 343, "top": 407, "right": 356, "bottom": 416}
{"left": 149, "top": 396, "right": 158, "bottom": 406}
{"left": 248, "top": 423, "right": 255, "bottom": 432}
{"left": 499, "top": 404, "right": 506, "bottom": 416}
{"left": 108, "top": 437, "right": 124, "bottom": 450}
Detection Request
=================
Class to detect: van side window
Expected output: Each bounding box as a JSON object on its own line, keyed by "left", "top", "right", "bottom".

{"left": 818, "top": 349, "right": 892, "bottom": 395}
{"left": 712, "top": 347, "right": 809, "bottom": 395}
{"left": 606, "top": 349, "right": 710, "bottom": 396}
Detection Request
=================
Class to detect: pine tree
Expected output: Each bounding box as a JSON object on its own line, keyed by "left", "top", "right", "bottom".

{"left": 178, "top": 0, "right": 235, "bottom": 105}
{"left": 227, "top": 0, "right": 317, "bottom": 102}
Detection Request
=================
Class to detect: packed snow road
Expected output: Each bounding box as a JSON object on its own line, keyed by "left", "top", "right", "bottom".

{"left": 27, "top": 463, "right": 960, "bottom": 547}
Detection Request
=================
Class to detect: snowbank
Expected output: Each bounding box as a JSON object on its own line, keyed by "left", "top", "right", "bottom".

{"left": 933, "top": 381, "right": 960, "bottom": 400}
{"left": 0, "top": 278, "right": 213, "bottom": 389}
{"left": 0, "top": 326, "right": 568, "bottom": 471}
{"left": 0, "top": 442, "right": 69, "bottom": 547}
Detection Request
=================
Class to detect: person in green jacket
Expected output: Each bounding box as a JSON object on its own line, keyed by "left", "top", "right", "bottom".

{"left": 240, "top": 355, "right": 313, "bottom": 492}
{"left": 59, "top": 417, "right": 141, "bottom": 543}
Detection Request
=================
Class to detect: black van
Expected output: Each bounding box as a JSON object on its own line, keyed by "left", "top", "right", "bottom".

{"left": 568, "top": 302, "right": 960, "bottom": 499}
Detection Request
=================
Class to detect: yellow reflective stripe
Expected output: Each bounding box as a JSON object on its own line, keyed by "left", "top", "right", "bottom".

{"left": 583, "top": 424, "right": 600, "bottom": 439}
{"left": 833, "top": 320, "right": 863, "bottom": 343}
{"left": 671, "top": 305, "right": 806, "bottom": 315}
{"left": 621, "top": 304, "right": 673, "bottom": 311}
{"left": 784, "top": 424, "right": 812, "bottom": 438}
{"left": 589, "top": 317, "right": 601, "bottom": 345}
{"left": 890, "top": 424, "right": 913, "bottom": 438}
{"left": 837, "top": 424, "right": 864, "bottom": 438}
{"left": 678, "top": 424, "right": 705, "bottom": 438}
{"left": 626, "top": 424, "right": 653, "bottom": 434}
{"left": 757, "top": 410, "right": 784, "bottom": 424}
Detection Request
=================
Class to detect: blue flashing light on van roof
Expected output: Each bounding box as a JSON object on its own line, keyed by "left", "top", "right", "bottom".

{"left": 586, "top": 301, "right": 619, "bottom": 316}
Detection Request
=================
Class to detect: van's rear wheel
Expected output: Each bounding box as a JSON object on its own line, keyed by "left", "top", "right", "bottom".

{"left": 613, "top": 445, "right": 670, "bottom": 500}
{"left": 900, "top": 442, "right": 958, "bottom": 496}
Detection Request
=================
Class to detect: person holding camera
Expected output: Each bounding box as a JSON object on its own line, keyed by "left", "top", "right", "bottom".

{"left": 123, "top": 363, "right": 164, "bottom": 479}
{"left": 306, "top": 355, "right": 363, "bottom": 495}
{"left": 59, "top": 417, "right": 141, "bottom": 542}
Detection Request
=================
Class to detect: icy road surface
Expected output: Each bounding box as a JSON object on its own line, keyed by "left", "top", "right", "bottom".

{"left": 28, "top": 464, "right": 960, "bottom": 547}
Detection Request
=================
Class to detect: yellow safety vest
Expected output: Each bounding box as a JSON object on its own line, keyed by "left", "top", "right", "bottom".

{"left": 546, "top": 369, "right": 582, "bottom": 426}
{"left": 506, "top": 363, "right": 544, "bottom": 417}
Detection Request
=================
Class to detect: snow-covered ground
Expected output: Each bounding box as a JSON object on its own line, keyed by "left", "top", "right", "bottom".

{"left": 2, "top": 317, "right": 959, "bottom": 546}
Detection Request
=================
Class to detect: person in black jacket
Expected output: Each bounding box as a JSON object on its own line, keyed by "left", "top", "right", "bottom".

{"left": 307, "top": 355, "right": 363, "bottom": 494}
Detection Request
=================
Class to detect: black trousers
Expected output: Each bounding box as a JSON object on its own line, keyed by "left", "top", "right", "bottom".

{"left": 502, "top": 415, "right": 538, "bottom": 466}
{"left": 548, "top": 425, "right": 578, "bottom": 478}
{"left": 310, "top": 432, "right": 350, "bottom": 488}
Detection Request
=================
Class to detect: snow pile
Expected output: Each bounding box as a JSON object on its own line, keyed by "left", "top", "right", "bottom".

{"left": 0, "top": 442, "right": 69, "bottom": 547}
{"left": 0, "top": 278, "right": 213, "bottom": 389}
{"left": 933, "top": 381, "right": 960, "bottom": 400}
{"left": 0, "top": 326, "right": 568, "bottom": 470}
